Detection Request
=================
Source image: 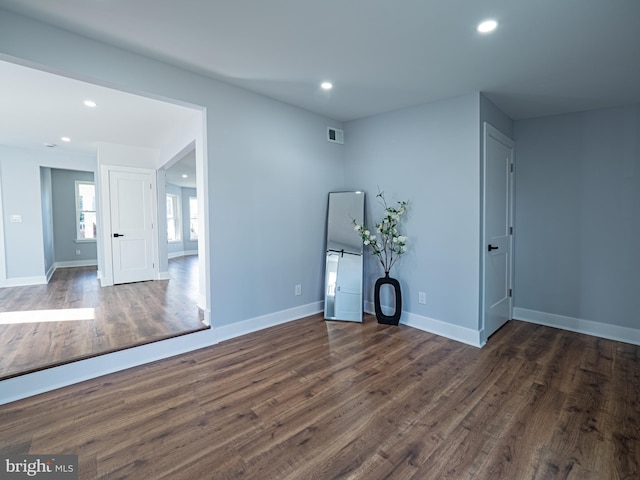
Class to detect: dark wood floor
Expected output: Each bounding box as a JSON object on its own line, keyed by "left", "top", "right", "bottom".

{"left": 0, "top": 255, "right": 206, "bottom": 379}
{"left": 0, "top": 314, "right": 637, "bottom": 479}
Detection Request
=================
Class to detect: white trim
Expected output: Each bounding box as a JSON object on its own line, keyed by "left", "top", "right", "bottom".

{"left": 0, "top": 161, "right": 6, "bottom": 284}
{"left": 2, "top": 260, "right": 98, "bottom": 287}
{"left": 364, "top": 301, "right": 484, "bottom": 347}
{"left": 45, "top": 263, "right": 55, "bottom": 283}
{"left": 166, "top": 192, "right": 181, "bottom": 242}
{"left": 54, "top": 260, "right": 98, "bottom": 269}
{"left": 168, "top": 249, "right": 198, "bottom": 259}
{"left": 198, "top": 294, "right": 208, "bottom": 321}
{"left": 0, "top": 327, "right": 217, "bottom": 406}
{"left": 188, "top": 195, "right": 198, "bottom": 241}
{"left": 0, "top": 301, "right": 318, "bottom": 405}
{"left": 513, "top": 307, "right": 640, "bottom": 346}
{"left": 213, "top": 301, "right": 324, "bottom": 343}
{"left": 157, "top": 271, "right": 170, "bottom": 280}
{"left": 75, "top": 179, "right": 96, "bottom": 242}
{"left": 201, "top": 306, "right": 211, "bottom": 327}
{"left": 0, "top": 275, "right": 47, "bottom": 288}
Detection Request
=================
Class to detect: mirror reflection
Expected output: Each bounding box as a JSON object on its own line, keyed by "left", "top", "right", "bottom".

{"left": 324, "top": 191, "right": 365, "bottom": 322}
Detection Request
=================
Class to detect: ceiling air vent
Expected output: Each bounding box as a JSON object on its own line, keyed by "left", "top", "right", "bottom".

{"left": 327, "top": 127, "right": 344, "bottom": 144}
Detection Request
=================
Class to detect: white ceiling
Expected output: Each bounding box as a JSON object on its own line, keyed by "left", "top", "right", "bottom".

{"left": 0, "top": 59, "right": 200, "bottom": 188}
{"left": 165, "top": 149, "right": 197, "bottom": 189}
{"left": 0, "top": 60, "right": 201, "bottom": 156}
{"left": 1, "top": 0, "right": 639, "bottom": 123}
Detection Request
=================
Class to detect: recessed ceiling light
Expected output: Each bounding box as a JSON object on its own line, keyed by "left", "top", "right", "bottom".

{"left": 477, "top": 19, "right": 498, "bottom": 33}
{"left": 321, "top": 82, "right": 333, "bottom": 90}
{"left": 84, "top": 100, "right": 97, "bottom": 108}
{"left": 182, "top": 174, "right": 188, "bottom": 178}
{"left": 61, "top": 136, "right": 71, "bottom": 142}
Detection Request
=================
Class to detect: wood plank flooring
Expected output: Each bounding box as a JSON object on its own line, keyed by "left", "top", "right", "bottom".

{"left": 0, "top": 255, "right": 207, "bottom": 379}
{"left": 0, "top": 315, "right": 637, "bottom": 479}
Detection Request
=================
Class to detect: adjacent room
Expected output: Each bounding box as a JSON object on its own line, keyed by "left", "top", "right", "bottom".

{"left": 0, "top": 1, "right": 638, "bottom": 478}
{"left": 0, "top": 60, "right": 209, "bottom": 379}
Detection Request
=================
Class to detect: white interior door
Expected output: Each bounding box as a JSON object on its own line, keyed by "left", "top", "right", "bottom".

{"left": 483, "top": 123, "right": 514, "bottom": 339}
{"left": 109, "top": 170, "right": 155, "bottom": 284}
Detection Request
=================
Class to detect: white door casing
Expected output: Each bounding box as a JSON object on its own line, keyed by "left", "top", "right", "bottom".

{"left": 482, "top": 123, "right": 514, "bottom": 340}
{"left": 0, "top": 161, "right": 6, "bottom": 285}
{"left": 103, "top": 167, "right": 157, "bottom": 285}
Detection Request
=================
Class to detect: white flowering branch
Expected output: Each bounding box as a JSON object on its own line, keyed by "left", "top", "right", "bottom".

{"left": 353, "top": 190, "right": 408, "bottom": 275}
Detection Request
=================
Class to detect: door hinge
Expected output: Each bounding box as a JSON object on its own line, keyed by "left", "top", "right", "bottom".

{"left": 510, "top": 163, "right": 514, "bottom": 173}
{"left": 509, "top": 226, "right": 513, "bottom": 235}
{"left": 509, "top": 288, "right": 513, "bottom": 297}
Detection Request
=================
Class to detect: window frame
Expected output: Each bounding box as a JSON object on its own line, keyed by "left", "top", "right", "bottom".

{"left": 188, "top": 196, "right": 198, "bottom": 241}
{"left": 166, "top": 193, "right": 181, "bottom": 243}
{"left": 75, "top": 180, "right": 96, "bottom": 242}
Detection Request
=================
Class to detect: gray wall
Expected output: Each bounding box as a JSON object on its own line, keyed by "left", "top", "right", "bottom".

{"left": 344, "top": 93, "right": 482, "bottom": 331}
{"left": 51, "top": 168, "right": 97, "bottom": 263}
{"left": 0, "top": 146, "right": 46, "bottom": 279}
{"left": 0, "top": 145, "right": 97, "bottom": 281}
{"left": 40, "top": 167, "right": 54, "bottom": 276}
{"left": 513, "top": 104, "right": 640, "bottom": 329}
{"left": 480, "top": 94, "right": 514, "bottom": 139}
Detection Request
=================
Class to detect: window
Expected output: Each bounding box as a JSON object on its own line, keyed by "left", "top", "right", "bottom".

{"left": 166, "top": 193, "right": 181, "bottom": 242}
{"left": 189, "top": 196, "right": 198, "bottom": 241}
{"left": 76, "top": 181, "right": 96, "bottom": 240}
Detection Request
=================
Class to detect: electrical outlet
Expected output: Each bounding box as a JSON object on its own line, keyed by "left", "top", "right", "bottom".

{"left": 418, "top": 291, "right": 426, "bottom": 304}
{"left": 75, "top": 249, "right": 82, "bottom": 256}
{"left": 295, "top": 284, "right": 302, "bottom": 296}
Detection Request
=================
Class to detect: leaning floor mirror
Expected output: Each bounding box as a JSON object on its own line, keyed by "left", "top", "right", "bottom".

{"left": 324, "top": 191, "right": 365, "bottom": 322}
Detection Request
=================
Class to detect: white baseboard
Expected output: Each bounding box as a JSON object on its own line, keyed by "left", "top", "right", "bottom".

{"left": 201, "top": 306, "right": 211, "bottom": 327}
{"left": 213, "top": 301, "right": 324, "bottom": 343}
{"left": 54, "top": 260, "right": 98, "bottom": 269}
{"left": 364, "top": 301, "right": 484, "bottom": 348}
{"left": 0, "top": 275, "right": 47, "bottom": 288}
{"left": 168, "top": 250, "right": 198, "bottom": 259}
{"left": 157, "top": 271, "right": 170, "bottom": 280}
{"left": 45, "top": 264, "right": 55, "bottom": 283}
{"left": 0, "top": 328, "right": 217, "bottom": 406}
{"left": 0, "top": 302, "right": 317, "bottom": 406}
{"left": 513, "top": 307, "right": 640, "bottom": 346}
{"left": 2, "top": 261, "right": 99, "bottom": 287}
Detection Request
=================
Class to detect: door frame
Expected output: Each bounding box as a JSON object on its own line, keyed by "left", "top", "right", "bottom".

{"left": 0, "top": 161, "right": 6, "bottom": 285}
{"left": 480, "top": 122, "right": 515, "bottom": 344}
{"left": 99, "top": 164, "right": 159, "bottom": 286}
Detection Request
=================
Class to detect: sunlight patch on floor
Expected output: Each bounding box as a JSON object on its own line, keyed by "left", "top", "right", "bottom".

{"left": 0, "top": 308, "right": 95, "bottom": 325}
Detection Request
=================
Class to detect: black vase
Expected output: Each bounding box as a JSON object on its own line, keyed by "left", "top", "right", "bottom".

{"left": 374, "top": 273, "right": 402, "bottom": 325}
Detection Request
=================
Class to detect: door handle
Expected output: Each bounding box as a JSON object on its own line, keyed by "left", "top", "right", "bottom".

{"left": 113, "top": 233, "right": 124, "bottom": 238}
{"left": 487, "top": 244, "right": 499, "bottom": 251}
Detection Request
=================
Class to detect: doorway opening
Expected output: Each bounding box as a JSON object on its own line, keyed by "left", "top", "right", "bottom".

{"left": 0, "top": 58, "right": 210, "bottom": 378}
